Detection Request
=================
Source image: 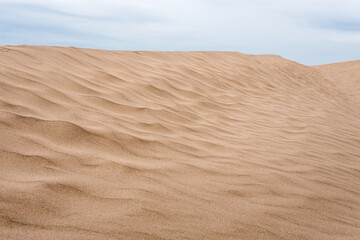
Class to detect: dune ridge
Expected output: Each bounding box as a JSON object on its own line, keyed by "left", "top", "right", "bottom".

{"left": 0, "top": 45, "right": 360, "bottom": 240}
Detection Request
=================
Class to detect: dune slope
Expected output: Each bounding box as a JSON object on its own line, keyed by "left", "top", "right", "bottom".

{"left": 314, "top": 60, "right": 360, "bottom": 104}
{"left": 0, "top": 46, "right": 360, "bottom": 240}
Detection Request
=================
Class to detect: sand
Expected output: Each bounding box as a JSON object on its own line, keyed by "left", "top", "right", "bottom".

{"left": 0, "top": 45, "right": 359, "bottom": 240}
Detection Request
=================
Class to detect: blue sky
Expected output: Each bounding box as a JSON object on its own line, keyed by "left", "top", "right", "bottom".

{"left": 0, "top": 0, "right": 359, "bottom": 65}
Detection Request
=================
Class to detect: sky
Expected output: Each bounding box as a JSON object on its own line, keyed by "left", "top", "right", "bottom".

{"left": 0, "top": 0, "right": 359, "bottom": 65}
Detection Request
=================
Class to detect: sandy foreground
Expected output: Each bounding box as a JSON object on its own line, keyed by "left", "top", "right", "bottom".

{"left": 0, "top": 45, "right": 359, "bottom": 240}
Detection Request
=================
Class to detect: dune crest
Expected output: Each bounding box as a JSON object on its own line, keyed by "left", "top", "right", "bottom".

{"left": 1, "top": 45, "right": 360, "bottom": 240}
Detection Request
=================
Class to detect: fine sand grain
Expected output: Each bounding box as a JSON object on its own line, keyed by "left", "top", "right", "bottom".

{"left": 0, "top": 45, "right": 360, "bottom": 240}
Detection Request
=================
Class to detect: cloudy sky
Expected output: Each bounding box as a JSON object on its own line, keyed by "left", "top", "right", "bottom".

{"left": 0, "top": 0, "right": 359, "bottom": 65}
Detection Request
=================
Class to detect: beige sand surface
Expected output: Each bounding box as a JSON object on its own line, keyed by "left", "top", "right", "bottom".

{"left": 314, "top": 60, "right": 360, "bottom": 104}
{"left": 0, "top": 45, "right": 359, "bottom": 240}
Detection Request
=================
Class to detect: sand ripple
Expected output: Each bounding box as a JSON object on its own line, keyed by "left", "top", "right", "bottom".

{"left": 1, "top": 46, "right": 360, "bottom": 240}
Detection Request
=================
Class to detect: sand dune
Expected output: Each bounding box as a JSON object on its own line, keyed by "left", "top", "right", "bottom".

{"left": 0, "top": 45, "right": 360, "bottom": 240}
